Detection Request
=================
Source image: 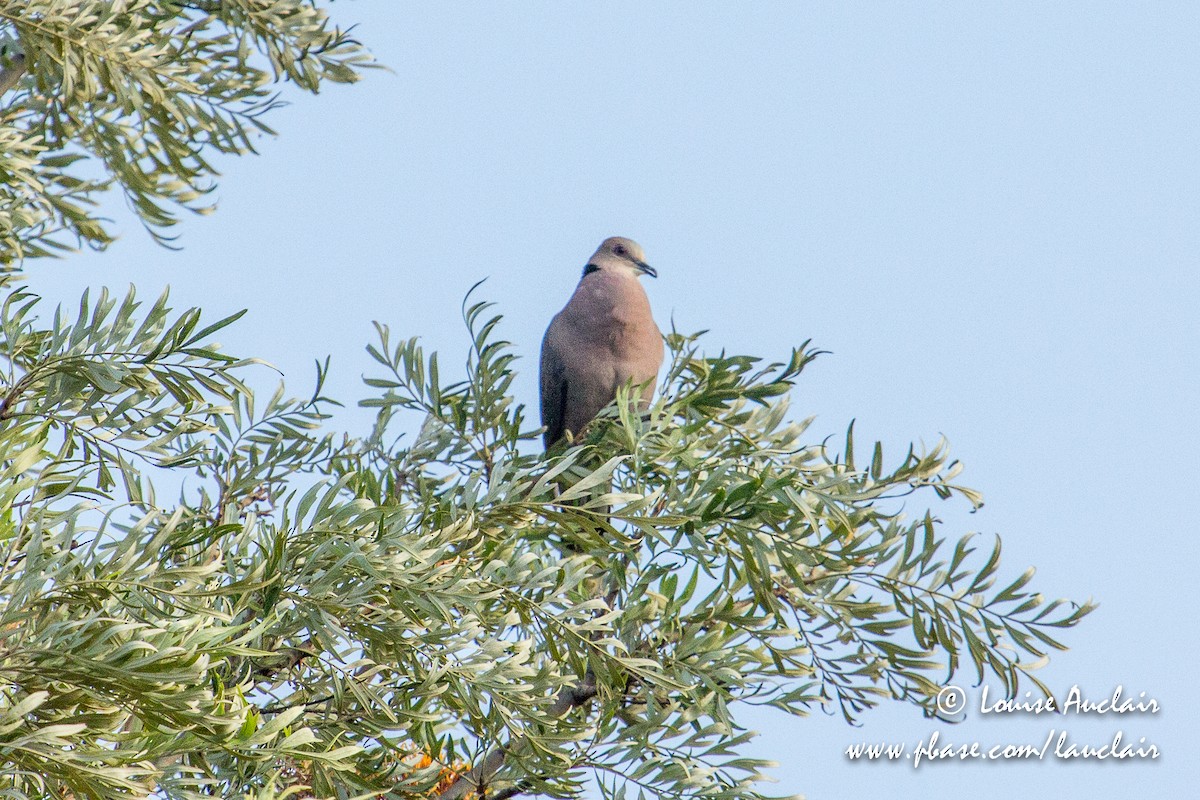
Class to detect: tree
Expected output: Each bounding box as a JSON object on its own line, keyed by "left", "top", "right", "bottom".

{"left": 0, "top": 0, "right": 370, "bottom": 263}
{"left": 0, "top": 4, "right": 1093, "bottom": 799}
{"left": 0, "top": 282, "right": 1093, "bottom": 798}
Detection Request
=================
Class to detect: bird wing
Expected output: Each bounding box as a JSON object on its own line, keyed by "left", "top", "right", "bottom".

{"left": 539, "top": 319, "right": 569, "bottom": 449}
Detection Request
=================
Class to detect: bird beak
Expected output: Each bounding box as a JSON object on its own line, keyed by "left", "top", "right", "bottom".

{"left": 636, "top": 261, "right": 657, "bottom": 278}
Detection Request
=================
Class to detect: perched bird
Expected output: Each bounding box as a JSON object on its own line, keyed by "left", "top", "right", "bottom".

{"left": 540, "top": 236, "right": 664, "bottom": 449}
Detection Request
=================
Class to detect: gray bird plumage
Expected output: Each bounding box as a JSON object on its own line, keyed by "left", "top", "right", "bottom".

{"left": 540, "top": 236, "right": 664, "bottom": 449}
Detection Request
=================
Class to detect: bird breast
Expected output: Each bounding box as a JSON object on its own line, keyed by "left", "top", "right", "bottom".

{"left": 574, "top": 276, "right": 658, "bottom": 355}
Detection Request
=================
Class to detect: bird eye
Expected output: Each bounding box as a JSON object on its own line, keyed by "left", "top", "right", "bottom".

{"left": 614, "top": 244, "right": 626, "bottom": 256}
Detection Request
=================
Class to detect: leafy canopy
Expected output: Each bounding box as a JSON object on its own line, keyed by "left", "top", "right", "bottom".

{"left": 0, "top": 0, "right": 371, "bottom": 263}
{"left": 0, "top": 280, "right": 1093, "bottom": 798}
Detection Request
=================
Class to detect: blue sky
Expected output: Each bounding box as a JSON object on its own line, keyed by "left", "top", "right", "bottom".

{"left": 27, "top": 2, "right": 1198, "bottom": 798}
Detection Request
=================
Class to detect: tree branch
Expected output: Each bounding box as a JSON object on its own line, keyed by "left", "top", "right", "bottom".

{"left": 489, "top": 782, "right": 532, "bottom": 800}
{"left": 252, "top": 636, "right": 317, "bottom": 679}
{"left": 0, "top": 372, "right": 38, "bottom": 421}
{"left": 434, "top": 670, "right": 598, "bottom": 800}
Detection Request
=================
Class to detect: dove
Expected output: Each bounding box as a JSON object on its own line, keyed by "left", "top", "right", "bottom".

{"left": 540, "top": 236, "right": 664, "bottom": 449}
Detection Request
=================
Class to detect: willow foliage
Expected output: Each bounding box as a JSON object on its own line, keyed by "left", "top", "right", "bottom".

{"left": 0, "top": 280, "right": 1093, "bottom": 799}
{"left": 0, "top": 0, "right": 372, "bottom": 263}
{"left": 0, "top": 3, "right": 1092, "bottom": 797}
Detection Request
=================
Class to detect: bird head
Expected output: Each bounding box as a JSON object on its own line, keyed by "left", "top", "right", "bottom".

{"left": 583, "top": 236, "right": 657, "bottom": 279}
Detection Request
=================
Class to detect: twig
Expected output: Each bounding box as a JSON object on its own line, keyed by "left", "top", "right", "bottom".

{"left": 259, "top": 693, "right": 334, "bottom": 716}
{"left": 0, "top": 372, "right": 37, "bottom": 421}
{"left": 489, "top": 782, "right": 532, "bottom": 800}
{"left": 434, "top": 454, "right": 622, "bottom": 800}
{"left": 252, "top": 636, "right": 317, "bottom": 678}
{"left": 434, "top": 671, "right": 598, "bottom": 800}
